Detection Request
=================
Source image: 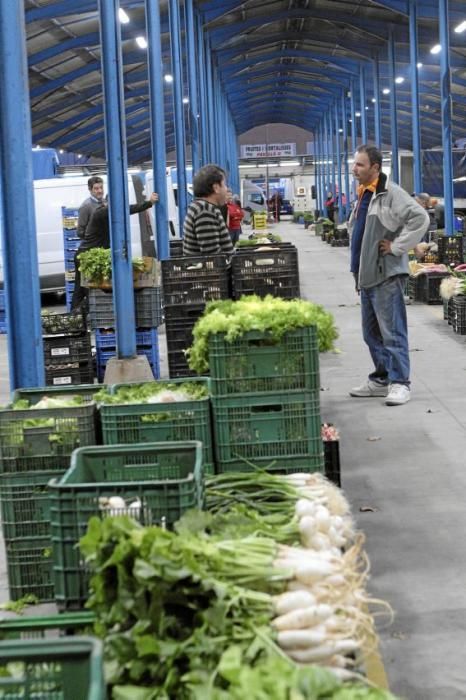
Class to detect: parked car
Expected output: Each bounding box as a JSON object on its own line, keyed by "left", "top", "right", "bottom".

{"left": 280, "top": 199, "right": 294, "bottom": 215}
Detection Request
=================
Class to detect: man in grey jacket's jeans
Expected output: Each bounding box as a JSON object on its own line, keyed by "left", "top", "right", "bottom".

{"left": 348, "top": 145, "right": 430, "bottom": 406}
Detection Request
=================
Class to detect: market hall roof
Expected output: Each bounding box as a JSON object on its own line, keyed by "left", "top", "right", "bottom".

{"left": 25, "top": 0, "right": 466, "bottom": 163}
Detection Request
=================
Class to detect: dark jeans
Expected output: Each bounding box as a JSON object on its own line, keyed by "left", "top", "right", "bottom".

{"left": 360, "top": 275, "right": 410, "bottom": 386}
{"left": 70, "top": 248, "right": 88, "bottom": 311}
{"left": 229, "top": 228, "right": 241, "bottom": 245}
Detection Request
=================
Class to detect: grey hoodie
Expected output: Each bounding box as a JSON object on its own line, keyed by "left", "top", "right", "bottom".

{"left": 348, "top": 173, "right": 430, "bottom": 289}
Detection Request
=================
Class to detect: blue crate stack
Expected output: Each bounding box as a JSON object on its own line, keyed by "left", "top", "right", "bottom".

{"left": 62, "top": 206, "right": 80, "bottom": 311}
{"left": 95, "top": 328, "right": 160, "bottom": 381}
{"left": 0, "top": 290, "right": 6, "bottom": 334}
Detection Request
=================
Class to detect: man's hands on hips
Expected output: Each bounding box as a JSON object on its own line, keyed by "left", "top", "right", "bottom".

{"left": 379, "top": 239, "right": 392, "bottom": 255}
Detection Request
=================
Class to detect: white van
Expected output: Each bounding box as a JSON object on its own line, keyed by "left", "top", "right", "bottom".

{"left": 0, "top": 174, "right": 149, "bottom": 292}
{"left": 240, "top": 180, "right": 267, "bottom": 223}
{"left": 146, "top": 167, "right": 194, "bottom": 239}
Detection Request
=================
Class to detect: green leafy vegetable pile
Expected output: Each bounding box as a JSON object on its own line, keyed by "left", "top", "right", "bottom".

{"left": 236, "top": 233, "right": 283, "bottom": 247}
{"left": 94, "top": 381, "right": 209, "bottom": 405}
{"left": 187, "top": 295, "right": 338, "bottom": 374}
{"left": 78, "top": 247, "right": 145, "bottom": 284}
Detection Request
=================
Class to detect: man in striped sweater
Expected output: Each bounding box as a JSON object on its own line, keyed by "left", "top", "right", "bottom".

{"left": 182, "top": 164, "right": 235, "bottom": 255}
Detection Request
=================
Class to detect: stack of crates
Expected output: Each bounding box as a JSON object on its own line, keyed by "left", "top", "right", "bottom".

{"left": 50, "top": 441, "right": 204, "bottom": 610}
{"left": 62, "top": 207, "right": 80, "bottom": 311}
{"left": 232, "top": 246, "right": 300, "bottom": 300}
{"left": 94, "top": 327, "right": 160, "bottom": 381}
{"left": 209, "top": 326, "right": 324, "bottom": 474}
{"left": 452, "top": 296, "right": 466, "bottom": 334}
{"left": 0, "top": 290, "right": 6, "bottom": 334}
{"left": 437, "top": 234, "right": 463, "bottom": 267}
{"left": 0, "top": 386, "right": 98, "bottom": 602}
{"left": 42, "top": 312, "right": 93, "bottom": 386}
{"left": 162, "top": 255, "right": 230, "bottom": 377}
{"left": 252, "top": 211, "right": 268, "bottom": 232}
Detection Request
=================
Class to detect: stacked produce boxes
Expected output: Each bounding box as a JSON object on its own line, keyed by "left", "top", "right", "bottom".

{"left": 50, "top": 441, "right": 204, "bottom": 610}
{"left": 162, "top": 254, "right": 230, "bottom": 377}
{"left": 0, "top": 386, "right": 98, "bottom": 601}
{"left": 209, "top": 326, "right": 324, "bottom": 473}
{"left": 62, "top": 206, "right": 80, "bottom": 311}
{"left": 42, "top": 311, "right": 93, "bottom": 386}
{"left": 232, "top": 245, "right": 300, "bottom": 300}
{"left": 0, "top": 290, "right": 6, "bottom": 334}
{"left": 94, "top": 327, "right": 160, "bottom": 381}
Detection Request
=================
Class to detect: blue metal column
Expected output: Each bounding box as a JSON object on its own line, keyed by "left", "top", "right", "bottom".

{"left": 314, "top": 130, "right": 320, "bottom": 215}
{"left": 205, "top": 40, "right": 215, "bottom": 161}
{"left": 168, "top": 0, "right": 188, "bottom": 231}
{"left": 335, "top": 102, "right": 344, "bottom": 223}
{"left": 196, "top": 14, "right": 208, "bottom": 165}
{"left": 439, "top": 0, "right": 455, "bottom": 234}
{"left": 359, "top": 65, "right": 368, "bottom": 143}
{"left": 350, "top": 83, "right": 357, "bottom": 200}
{"left": 321, "top": 122, "right": 327, "bottom": 209}
{"left": 341, "top": 90, "right": 351, "bottom": 214}
{"left": 185, "top": 0, "right": 200, "bottom": 174}
{"left": 98, "top": 0, "right": 136, "bottom": 358}
{"left": 0, "top": 0, "right": 44, "bottom": 388}
{"left": 329, "top": 112, "right": 336, "bottom": 203}
{"left": 318, "top": 124, "right": 325, "bottom": 211}
{"left": 350, "top": 82, "right": 357, "bottom": 151}
{"left": 388, "top": 30, "right": 400, "bottom": 183}
{"left": 409, "top": 0, "right": 422, "bottom": 194}
{"left": 146, "top": 0, "right": 169, "bottom": 258}
{"left": 323, "top": 115, "right": 329, "bottom": 199}
{"left": 372, "top": 55, "right": 382, "bottom": 147}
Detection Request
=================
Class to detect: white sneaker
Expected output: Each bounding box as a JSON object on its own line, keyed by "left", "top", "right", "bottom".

{"left": 386, "top": 384, "right": 410, "bottom": 406}
{"left": 349, "top": 380, "right": 389, "bottom": 398}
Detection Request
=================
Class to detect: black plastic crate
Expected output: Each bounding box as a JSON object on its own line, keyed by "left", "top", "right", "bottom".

{"left": 437, "top": 235, "right": 463, "bottom": 266}
{"left": 43, "top": 333, "right": 91, "bottom": 365}
{"left": 45, "top": 363, "right": 94, "bottom": 387}
{"left": 167, "top": 349, "right": 198, "bottom": 378}
{"left": 87, "top": 287, "right": 163, "bottom": 329}
{"left": 452, "top": 296, "right": 466, "bottom": 334}
{"left": 161, "top": 255, "right": 230, "bottom": 305}
{"left": 407, "top": 276, "right": 423, "bottom": 301}
{"left": 41, "top": 312, "right": 86, "bottom": 336}
{"left": 419, "top": 273, "right": 449, "bottom": 304}
{"left": 324, "top": 440, "right": 341, "bottom": 487}
{"left": 232, "top": 247, "right": 300, "bottom": 300}
{"left": 165, "top": 318, "right": 197, "bottom": 355}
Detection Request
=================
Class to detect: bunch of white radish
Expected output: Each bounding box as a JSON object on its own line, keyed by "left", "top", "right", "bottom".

{"left": 265, "top": 473, "right": 387, "bottom": 677}
{"left": 98, "top": 495, "right": 142, "bottom": 519}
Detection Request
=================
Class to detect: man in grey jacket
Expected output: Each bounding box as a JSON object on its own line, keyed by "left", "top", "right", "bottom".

{"left": 77, "top": 176, "right": 105, "bottom": 239}
{"left": 348, "top": 145, "right": 430, "bottom": 406}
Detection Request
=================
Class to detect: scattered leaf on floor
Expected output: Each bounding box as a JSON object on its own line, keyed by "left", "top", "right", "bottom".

{"left": 320, "top": 386, "right": 330, "bottom": 392}
{"left": 359, "top": 506, "right": 378, "bottom": 513}
{"left": 367, "top": 436, "right": 382, "bottom": 442}
{"left": 391, "top": 631, "right": 408, "bottom": 640}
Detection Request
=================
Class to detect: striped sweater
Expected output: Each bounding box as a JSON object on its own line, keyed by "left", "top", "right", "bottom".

{"left": 182, "top": 199, "right": 234, "bottom": 255}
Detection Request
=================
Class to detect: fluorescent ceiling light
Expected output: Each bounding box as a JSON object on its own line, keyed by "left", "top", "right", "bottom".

{"left": 417, "top": 62, "right": 423, "bottom": 68}
{"left": 77, "top": 154, "right": 82, "bottom": 158}
{"left": 395, "top": 76, "right": 404, "bottom": 84}
{"left": 339, "top": 128, "right": 343, "bottom": 133}
{"left": 454, "top": 20, "right": 466, "bottom": 33}
{"left": 239, "top": 164, "right": 253, "bottom": 168}
{"left": 182, "top": 97, "right": 189, "bottom": 104}
{"left": 128, "top": 168, "right": 142, "bottom": 174}
{"left": 59, "top": 149, "right": 64, "bottom": 154}
{"left": 430, "top": 44, "right": 441, "bottom": 54}
{"left": 279, "top": 161, "right": 300, "bottom": 166}
{"left": 118, "top": 8, "right": 130, "bottom": 24}
{"left": 355, "top": 111, "right": 361, "bottom": 117}
{"left": 164, "top": 74, "right": 173, "bottom": 83}
{"left": 136, "top": 36, "right": 147, "bottom": 49}
{"left": 382, "top": 88, "right": 390, "bottom": 94}
{"left": 365, "top": 106, "right": 369, "bottom": 110}
{"left": 453, "top": 175, "right": 466, "bottom": 182}
{"left": 372, "top": 98, "right": 377, "bottom": 103}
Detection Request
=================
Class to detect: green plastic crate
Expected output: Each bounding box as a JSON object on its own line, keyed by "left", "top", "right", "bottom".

{"left": 212, "top": 392, "right": 323, "bottom": 468}
{"left": 0, "top": 612, "right": 95, "bottom": 641}
{"left": 0, "top": 392, "right": 97, "bottom": 474}
{"left": 5, "top": 537, "right": 54, "bottom": 602}
{"left": 208, "top": 327, "right": 319, "bottom": 397}
{"left": 100, "top": 378, "right": 213, "bottom": 471}
{"left": 0, "top": 470, "right": 58, "bottom": 539}
{"left": 0, "top": 637, "right": 105, "bottom": 699}
{"left": 50, "top": 441, "right": 204, "bottom": 610}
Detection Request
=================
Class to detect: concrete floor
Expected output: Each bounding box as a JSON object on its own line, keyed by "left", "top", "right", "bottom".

{"left": 1, "top": 220, "right": 466, "bottom": 699}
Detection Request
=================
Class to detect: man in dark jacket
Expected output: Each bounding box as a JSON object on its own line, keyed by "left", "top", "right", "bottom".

{"left": 71, "top": 192, "right": 158, "bottom": 311}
